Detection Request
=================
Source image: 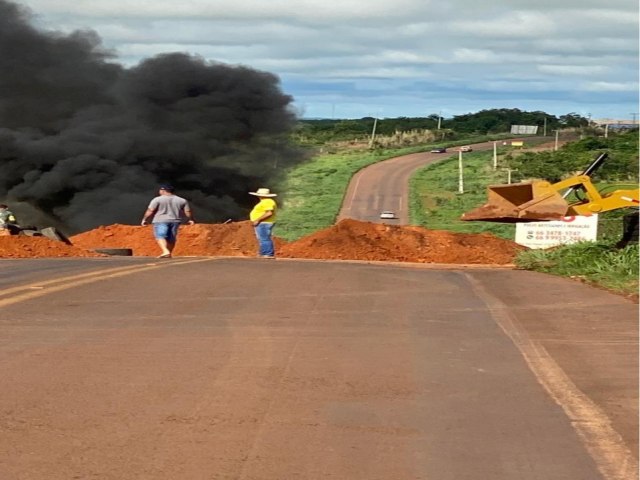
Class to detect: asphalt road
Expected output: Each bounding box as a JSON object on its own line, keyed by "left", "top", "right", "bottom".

{"left": 0, "top": 257, "right": 636, "bottom": 480}
{"left": 337, "top": 138, "right": 545, "bottom": 225}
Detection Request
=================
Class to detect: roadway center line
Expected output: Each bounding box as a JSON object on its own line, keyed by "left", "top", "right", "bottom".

{"left": 0, "top": 264, "right": 158, "bottom": 299}
{"left": 0, "top": 258, "right": 213, "bottom": 307}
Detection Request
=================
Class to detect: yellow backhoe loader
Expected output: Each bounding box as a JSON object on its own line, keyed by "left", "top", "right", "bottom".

{"left": 461, "top": 153, "right": 639, "bottom": 223}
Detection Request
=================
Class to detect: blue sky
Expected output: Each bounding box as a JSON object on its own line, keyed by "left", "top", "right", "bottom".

{"left": 20, "top": 0, "right": 640, "bottom": 121}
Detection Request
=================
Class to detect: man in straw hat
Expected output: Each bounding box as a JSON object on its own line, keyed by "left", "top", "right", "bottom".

{"left": 249, "top": 187, "right": 278, "bottom": 258}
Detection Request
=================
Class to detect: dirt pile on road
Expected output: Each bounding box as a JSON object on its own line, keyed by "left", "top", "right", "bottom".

{"left": 279, "top": 219, "right": 523, "bottom": 264}
{"left": 70, "top": 219, "right": 522, "bottom": 264}
{"left": 70, "top": 222, "right": 287, "bottom": 257}
{"left": 0, "top": 236, "right": 103, "bottom": 258}
{"left": 3, "top": 219, "right": 524, "bottom": 264}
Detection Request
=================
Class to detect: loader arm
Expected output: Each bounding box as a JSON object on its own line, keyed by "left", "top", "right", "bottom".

{"left": 567, "top": 186, "right": 640, "bottom": 216}
{"left": 461, "top": 174, "right": 639, "bottom": 223}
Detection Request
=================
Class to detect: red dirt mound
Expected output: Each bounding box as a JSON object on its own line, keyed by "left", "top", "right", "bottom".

{"left": 17, "top": 219, "right": 524, "bottom": 265}
{"left": 0, "top": 236, "right": 103, "bottom": 258}
{"left": 70, "top": 222, "right": 288, "bottom": 257}
{"left": 279, "top": 219, "right": 524, "bottom": 264}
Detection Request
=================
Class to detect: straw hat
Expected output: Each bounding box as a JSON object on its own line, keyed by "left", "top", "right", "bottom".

{"left": 249, "top": 188, "right": 277, "bottom": 197}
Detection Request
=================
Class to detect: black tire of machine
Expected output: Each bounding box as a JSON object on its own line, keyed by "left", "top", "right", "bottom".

{"left": 616, "top": 212, "right": 639, "bottom": 248}
{"left": 92, "top": 248, "right": 134, "bottom": 256}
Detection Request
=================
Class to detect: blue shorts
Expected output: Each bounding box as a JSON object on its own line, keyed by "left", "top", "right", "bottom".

{"left": 153, "top": 222, "right": 180, "bottom": 243}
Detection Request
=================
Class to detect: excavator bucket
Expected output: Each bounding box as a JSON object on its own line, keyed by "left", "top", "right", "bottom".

{"left": 461, "top": 181, "right": 570, "bottom": 223}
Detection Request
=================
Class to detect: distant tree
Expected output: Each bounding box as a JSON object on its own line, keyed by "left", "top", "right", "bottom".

{"left": 294, "top": 109, "right": 592, "bottom": 142}
{"left": 559, "top": 113, "right": 589, "bottom": 128}
{"left": 446, "top": 108, "right": 558, "bottom": 134}
{"left": 510, "top": 130, "right": 638, "bottom": 182}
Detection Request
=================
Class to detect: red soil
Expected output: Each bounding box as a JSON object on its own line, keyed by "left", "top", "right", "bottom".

{"left": 69, "top": 222, "right": 287, "bottom": 257}
{"left": 0, "top": 236, "right": 103, "bottom": 258}
{"left": 279, "top": 219, "right": 524, "bottom": 264}
{"left": 1, "top": 219, "right": 525, "bottom": 265}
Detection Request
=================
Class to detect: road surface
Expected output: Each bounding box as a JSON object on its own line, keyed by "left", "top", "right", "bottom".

{"left": 0, "top": 257, "right": 636, "bottom": 479}
{"left": 337, "top": 139, "right": 544, "bottom": 224}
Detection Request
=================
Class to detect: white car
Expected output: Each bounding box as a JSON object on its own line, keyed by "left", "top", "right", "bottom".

{"left": 460, "top": 145, "right": 473, "bottom": 152}
{"left": 380, "top": 211, "right": 397, "bottom": 219}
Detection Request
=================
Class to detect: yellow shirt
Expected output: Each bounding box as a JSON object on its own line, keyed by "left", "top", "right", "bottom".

{"left": 250, "top": 198, "right": 277, "bottom": 222}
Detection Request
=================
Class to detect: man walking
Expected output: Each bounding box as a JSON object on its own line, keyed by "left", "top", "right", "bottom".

{"left": 141, "top": 185, "right": 194, "bottom": 258}
{"left": 249, "top": 187, "right": 277, "bottom": 258}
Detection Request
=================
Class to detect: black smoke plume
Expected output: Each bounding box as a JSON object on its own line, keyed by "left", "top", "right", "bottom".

{"left": 0, "top": 0, "right": 302, "bottom": 232}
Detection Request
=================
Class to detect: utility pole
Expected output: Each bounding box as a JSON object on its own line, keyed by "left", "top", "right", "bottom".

{"left": 554, "top": 130, "right": 559, "bottom": 151}
{"left": 631, "top": 113, "right": 639, "bottom": 125}
{"left": 604, "top": 123, "right": 609, "bottom": 138}
{"left": 368, "top": 117, "right": 378, "bottom": 148}
{"left": 437, "top": 110, "right": 442, "bottom": 130}
{"left": 543, "top": 116, "right": 547, "bottom": 136}
{"left": 503, "top": 168, "right": 518, "bottom": 184}
{"left": 493, "top": 141, "right": 497, "bottom": 170}
{"left": 458, "top": 151, "right": 464, "bottom": 194}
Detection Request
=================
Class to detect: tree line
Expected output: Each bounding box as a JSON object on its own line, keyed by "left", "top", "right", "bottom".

{"left": 295, "top": 108, "right": 590, "bottom": 143}
{"left": 507, "top": 129, "right": 639, "bottom": 183}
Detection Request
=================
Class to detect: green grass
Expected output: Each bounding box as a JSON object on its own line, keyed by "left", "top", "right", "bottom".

{"left": 409, "top": 150, "right": 638, "bottom": 240}
{"left": 276, "top": 149, "right": 379, "bottom": 240}
{"left": 409, "top": 150, "right": 639, "bottom": 297}
{"left": 277, "top": 134, "right": 513, "bottom": 240}
{"left": 515, "top": 242, "right": 639, "bottom": 296}
{"left": 276, "top": 148, "right": 403, "bottom": 240}
{"left": 409, "top": 149, "right": 517, "bottom": 238}
{"left": 276, "top": 135, "right": 638, "bottom": 298}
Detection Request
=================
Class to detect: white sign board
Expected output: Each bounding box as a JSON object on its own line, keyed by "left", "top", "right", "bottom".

{"left": 515, "top": 215, "right": 599, "bottom": 249}
{"left": 510, "top": 125, "right": 539, "bottom": 134}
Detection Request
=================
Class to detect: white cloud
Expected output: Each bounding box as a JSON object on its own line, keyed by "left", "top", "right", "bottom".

{"left": 17, "top": 0, "right": 640, "bottom": 118}
{"left": 583, "top": 81, "right": 639, "bottom": 92}
{"left": 24, "top": 0, "right": 431, "bottom": 20}
{"left": 452, "top": 49, "right": 502, "bottom": 64}
{"left": 537, "top": 65, "right": 607, "bottom": 75}
{"left": 577, "top": 8, "right": 638, "bottom": 24}
{"left": 451, "top": 11, "right": 557, "bottom": 37}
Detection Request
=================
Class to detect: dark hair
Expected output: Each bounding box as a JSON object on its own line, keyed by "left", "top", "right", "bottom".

{"left": 0, "top": 204, "right": 7, "bottom": 209}
{"left": 159, "top": 184, "right": 175, "bottom": 192}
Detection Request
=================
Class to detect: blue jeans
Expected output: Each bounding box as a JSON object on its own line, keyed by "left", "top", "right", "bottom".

{"left": 254, "top": 222, "right": 275, "bottom": 257}
{"left": 153, "top": 222, "right": 180, "bottom": 243}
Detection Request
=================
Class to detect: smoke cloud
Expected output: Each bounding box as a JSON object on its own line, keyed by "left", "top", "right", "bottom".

{"left": 0, "top": 0, "right": 302, "bottom": 232}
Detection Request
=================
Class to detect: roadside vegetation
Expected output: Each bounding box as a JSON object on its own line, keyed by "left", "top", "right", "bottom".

{"left": 515, "top": 242, "right": 638, "bottom": 296}
{"left": 294, "top": 108, "right": 588, "bottom": 145}
{"left": 277, "top": 109, "right": 638, "bottom": 297}
{"left": 277, "top": 133, "right": 516, "bottom": 240}
{"left": 410, "top": 130, "right": 639, "bottom": 296}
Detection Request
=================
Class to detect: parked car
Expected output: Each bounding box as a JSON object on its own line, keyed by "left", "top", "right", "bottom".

{"left": 430, "top": 147, "right": 447, "bottom": 153}
{"left": 379, "top": 211, "right": 397, "bottom": 219}
{"left": 460, "top": 145, "right": 473, "bottom": 152}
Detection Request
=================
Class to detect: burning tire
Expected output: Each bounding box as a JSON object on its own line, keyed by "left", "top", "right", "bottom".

{"left": 92, "top": 248, "right": 133, "bottom": 256}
